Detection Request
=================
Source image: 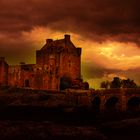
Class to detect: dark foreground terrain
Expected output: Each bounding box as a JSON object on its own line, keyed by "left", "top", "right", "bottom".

{"left": 0, "top": 90, "right": 140, "bottom": 140}
{"left": 0, "top": 106, "right": 140, "bottom": 140}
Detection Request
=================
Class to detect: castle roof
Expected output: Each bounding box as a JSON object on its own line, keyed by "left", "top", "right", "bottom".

{"left": 40, "top": 35, "right": 77, "bottom": 53}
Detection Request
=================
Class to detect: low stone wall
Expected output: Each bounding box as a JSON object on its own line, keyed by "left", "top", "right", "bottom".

{"left": 1, "top": 88, "right": 140, "bottom": 112}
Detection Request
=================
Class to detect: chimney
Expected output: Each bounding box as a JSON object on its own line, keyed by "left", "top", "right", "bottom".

{"left": 64, "top": 34, "right": 70, "bottom": 41}
{"left": 46, "top": 39, "right": 53, "bottom": 44}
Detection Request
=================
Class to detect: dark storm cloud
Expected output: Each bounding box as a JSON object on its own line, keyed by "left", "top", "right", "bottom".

{"left": 0, "top": 0, "right": 140, "bottom": 43}
{"left": 0, "top": 0, "right": 139, "bottom": 88}
{"left": 0, "top": 38, "right": 36, "bottom": 64}
{"left": 125, "top": 67, "right": 140, "bottom": 85}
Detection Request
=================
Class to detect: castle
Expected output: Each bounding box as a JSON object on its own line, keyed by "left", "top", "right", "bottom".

{"left": 0, "top": 35, "right": 88, "bottom": 91}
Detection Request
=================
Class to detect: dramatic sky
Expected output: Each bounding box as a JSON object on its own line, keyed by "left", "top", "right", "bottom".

{"left": 0, "top": 0, "right": 140, "bottom": 88}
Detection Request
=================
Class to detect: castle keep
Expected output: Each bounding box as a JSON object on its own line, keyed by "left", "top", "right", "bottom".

{"left": 0, "top": 35, "right": 88, "bottom": 90}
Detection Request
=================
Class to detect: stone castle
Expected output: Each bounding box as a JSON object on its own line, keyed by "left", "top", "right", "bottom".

{"left": 0, "top": 35, "right": 88, "bottom": 90}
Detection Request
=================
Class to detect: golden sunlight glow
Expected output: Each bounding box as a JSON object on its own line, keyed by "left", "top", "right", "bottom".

{"left": 20, "top": 26, "right": 140, "bottom": 89}
{"left": 21, "top": 27, "right": 82, "bottom": 49}
{"left": 96, "top": 42, "right": 140, "bottom": 70}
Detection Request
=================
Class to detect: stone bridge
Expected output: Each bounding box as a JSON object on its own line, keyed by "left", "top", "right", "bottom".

{"left": 66, "top": 88, "right": 140, "bottom": 112}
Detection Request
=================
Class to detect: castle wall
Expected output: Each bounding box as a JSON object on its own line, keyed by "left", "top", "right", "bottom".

{"left": 36, "top": 51, "right": 44, "bottom": 65}
{"left": 33, "top": 70, "right": 43, "bottom": 89}
{"left": 8, "top": 65, "right": 21, "bottom": 87}
{"left": 0, "top": 57, "right": 8, "bottom": 86}
{"left": 1, "top": 34, "right": 82, "bottom": 91}
{"left": 59, "top": 48, "right": 81, "bottom": 80}
{"left": 69, "top": 49, "right": 81, "bottom": 79}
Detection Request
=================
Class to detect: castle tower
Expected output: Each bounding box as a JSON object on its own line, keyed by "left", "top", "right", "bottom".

{"left": 36, "top": 34, "right": 82, "bottom": 90}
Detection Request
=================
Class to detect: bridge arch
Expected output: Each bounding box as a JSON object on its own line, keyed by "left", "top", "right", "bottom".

{"left": 92, "top": 96, "right": 101, "bottom": 113}
{"left": 127, "top": 96, "right": 140, "bottom": 112}
{"left": 105, "top": 97, "right": 119, "bottom": 112}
